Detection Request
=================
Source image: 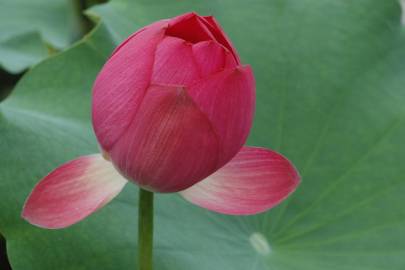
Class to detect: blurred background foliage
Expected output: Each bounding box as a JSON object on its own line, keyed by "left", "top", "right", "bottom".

{"left": 1, "top": 0, "right": 405, "bottom": 269}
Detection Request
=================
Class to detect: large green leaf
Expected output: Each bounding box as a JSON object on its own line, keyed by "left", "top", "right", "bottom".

{"left": 0, "top": 0, "right": 77, "bottom": 73}
{"left": 1, "top": 0, "right": 405, "bottom": 269}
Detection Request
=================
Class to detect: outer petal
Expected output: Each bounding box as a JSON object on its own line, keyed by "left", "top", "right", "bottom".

{"left": 22, "top": 155, "right": 127, "bottom": 229}
{"left": 152, "top": 36, "right": 201, "bottom": 85}
{"left": 110, "top": 84, "right": 219, "bottom": 193}
{"left": 110, "top": 20, "right": 168, "bottom": 57}
{"left": 92, "top": 21, "right": 166, "bottom": 151}
{"left": 180, "top": 147, "right": 300, "bottom": 215}
{"left": 187, "top": 65, "right": 255, "bottom": 167}
{"left": 192, "top": 40, "right": 237, "bottom": 77}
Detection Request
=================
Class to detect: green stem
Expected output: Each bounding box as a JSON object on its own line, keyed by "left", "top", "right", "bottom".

{"left": 138, "top": 189, "right": 154, "bottom": 270}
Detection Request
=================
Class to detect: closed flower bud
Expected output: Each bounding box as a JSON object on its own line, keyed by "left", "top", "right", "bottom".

{"left": 92, "top": 12, "right": 255, "bottom": 192}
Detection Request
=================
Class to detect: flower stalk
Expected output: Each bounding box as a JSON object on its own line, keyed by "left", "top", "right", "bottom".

{"left": 138, "top": 188, "right": 154, "bottom": 270}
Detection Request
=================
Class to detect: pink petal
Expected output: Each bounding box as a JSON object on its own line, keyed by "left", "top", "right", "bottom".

{"left": 188, "top": 65, "right": 255, "bottom": 167}
{"left": 22, "top": 155, "right": 127, "bottom": 229}
{"left": 110, "top": 20, "right": 168, "bottom": 57}
{"left": 192, "top": 41, "right": 237, "bottom": 77}
{"left": 201, "top": 16, "right": 241, "bottom": 64}
{"left": 166, "top": 12, "right": 215, "bottom": 43}
{"left": 152, "top": 36, "right": 201, "bottom": 85}
{"left": 180, "top": 147, "right": 301, "bottom": 215}
{"left": 110, "top": 84, "right": 219, "bottom": 193}
{"left": 92, "top": 21, "right": 166, "bottom": 151}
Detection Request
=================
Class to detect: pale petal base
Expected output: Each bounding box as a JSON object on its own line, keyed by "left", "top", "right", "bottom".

{"left": 180, "top": 147, "right": 300, "bottom": 215}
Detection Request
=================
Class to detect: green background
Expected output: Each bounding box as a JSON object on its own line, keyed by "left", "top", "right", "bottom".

{"left": 0, "top": 0, "right": 404, "bottom": 269}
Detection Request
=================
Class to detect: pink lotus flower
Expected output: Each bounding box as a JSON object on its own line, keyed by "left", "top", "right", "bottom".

{"left": 22, "top": 12, "right": 300, "bottom": 229}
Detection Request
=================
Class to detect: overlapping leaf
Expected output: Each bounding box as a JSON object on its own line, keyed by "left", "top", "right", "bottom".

{"left": 0, "top": 0, "right": 77, "bottom": 73}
